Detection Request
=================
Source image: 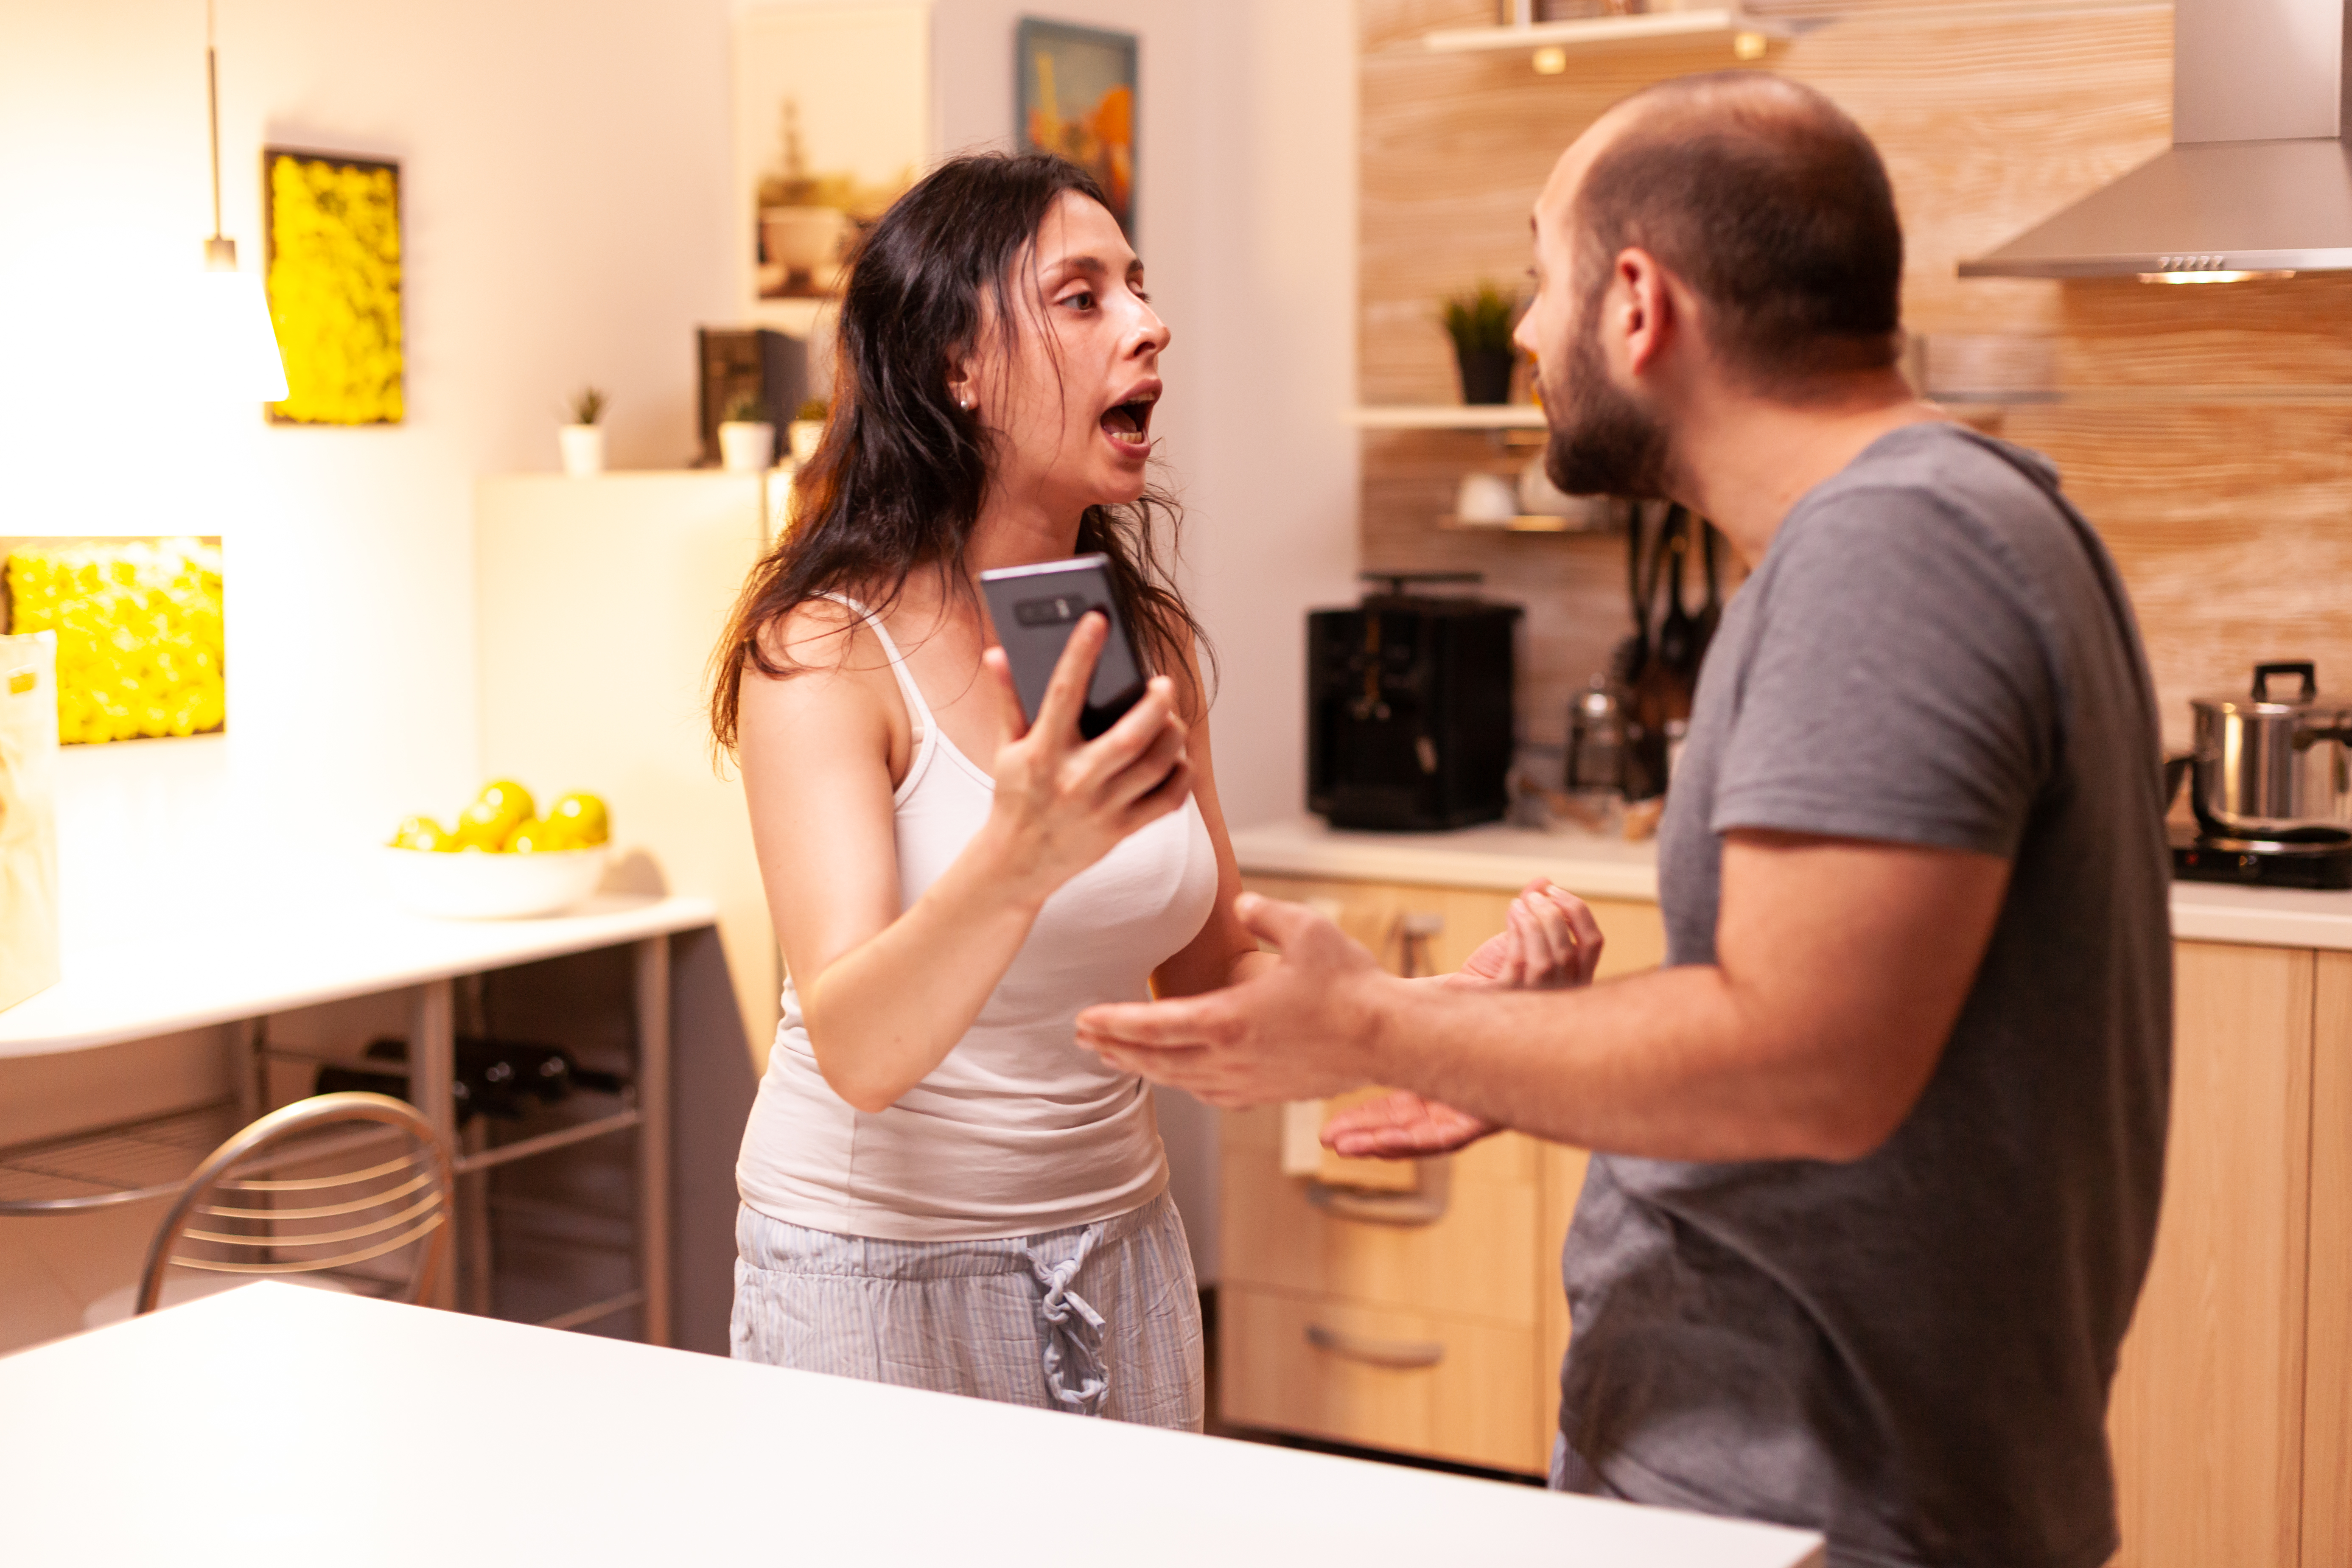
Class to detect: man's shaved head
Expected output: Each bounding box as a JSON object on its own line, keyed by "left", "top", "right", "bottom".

{"left": 1520, "top": 73, "right": 1906, "bottom": 498}
{"left": 1564, "top": 73, "right": 1903, "bottom": 389}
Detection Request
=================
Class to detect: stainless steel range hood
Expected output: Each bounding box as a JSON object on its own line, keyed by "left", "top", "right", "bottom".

{"left": 1960, "top": 0, "right": 2352, "bottom": 281}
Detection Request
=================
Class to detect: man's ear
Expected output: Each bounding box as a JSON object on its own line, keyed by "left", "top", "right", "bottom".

{"left": 1615, "top": 246, "right": 1676, "bottom": 377}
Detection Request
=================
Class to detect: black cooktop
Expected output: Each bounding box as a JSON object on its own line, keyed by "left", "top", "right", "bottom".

{"left": 2170, "top": 823, "right": 2352, "bottom": 890}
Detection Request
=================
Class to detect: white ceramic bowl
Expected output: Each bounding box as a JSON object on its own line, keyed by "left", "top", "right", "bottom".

{"left": 378, "top": 845, "right": 608, "bottom": 920}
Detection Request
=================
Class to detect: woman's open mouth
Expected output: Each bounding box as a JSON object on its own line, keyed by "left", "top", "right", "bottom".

{"left": 1100, "top": 389, "right": 1156, "bottom": 454}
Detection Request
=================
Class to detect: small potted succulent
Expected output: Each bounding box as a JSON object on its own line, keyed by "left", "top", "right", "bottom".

{"left": 558, "top": 386, "right": 608, "bottom": 475}
{"left": 717, "top": 391, "right": 776, "bottom": 473}
{"left": 1441, "top": 282, "right": 1520, "bottom": 406}
{"left": 789, "top": 397, "right": 828, "bottom": 466}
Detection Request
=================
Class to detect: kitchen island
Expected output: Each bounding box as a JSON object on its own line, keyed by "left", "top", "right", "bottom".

{"left": 0, "top": 1280, "right": 1826, "bottom": 1567}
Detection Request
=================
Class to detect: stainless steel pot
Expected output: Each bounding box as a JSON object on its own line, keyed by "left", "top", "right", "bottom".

{"left": 2189, "top": 661, "right": 2352, "bottom": 841}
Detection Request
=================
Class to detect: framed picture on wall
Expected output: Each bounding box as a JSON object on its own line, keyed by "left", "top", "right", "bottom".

{"left": 1015, "top": 19, "right": 1137, "bottom": 236}
{"left": 732, "top": 2, "right": 930, "bottom": 332}
{"left": 0, "top": 537, "right": 226, "bottom": 744}
{"left": 262, "top": 148, "right": 403, "bottom": 426}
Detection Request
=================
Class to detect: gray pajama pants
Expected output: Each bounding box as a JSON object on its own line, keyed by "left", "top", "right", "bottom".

{"left": 730, "top": 1190, "right": 1204, "bottom": 1431}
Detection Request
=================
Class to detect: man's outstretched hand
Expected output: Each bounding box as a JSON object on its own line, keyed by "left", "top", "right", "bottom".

{"left": 1075, "top": 877, "right": 1605, "bottom": 1128}
{"left": 1075, "top": 891, "right": 1392, "bottom": 1107}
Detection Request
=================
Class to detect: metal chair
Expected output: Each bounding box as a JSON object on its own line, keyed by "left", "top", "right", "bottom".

{"left": 133, "top": 1092, "right": 454, "bottom": 1315}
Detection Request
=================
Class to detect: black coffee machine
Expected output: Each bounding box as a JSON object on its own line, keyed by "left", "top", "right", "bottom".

{"left": 1308, "top": 572, "right": 1521, "bottom": 831}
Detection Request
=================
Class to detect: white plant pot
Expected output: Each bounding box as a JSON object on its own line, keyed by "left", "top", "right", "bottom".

{"left": 719, "top": 421, "right": 776, "bottom": 473}
{"left": 788, "top": 418, "right": 825, "bottom": 465}
{"left": 558, "top": 424, "right": 606, "bottom": 476}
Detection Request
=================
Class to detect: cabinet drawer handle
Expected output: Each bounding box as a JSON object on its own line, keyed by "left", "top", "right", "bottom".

{"left": 1304, "top": 1156, "right": 1450, "bottom": 1227}
{"left": 1306, "top": 1180, "right": 1448, "bottom": 1226}
{"left": 1305, "top": 1322, "right": 1445, "bottom": 1369}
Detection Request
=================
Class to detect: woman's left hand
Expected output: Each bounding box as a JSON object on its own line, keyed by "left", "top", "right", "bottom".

{"left": 1319, "top": 880, "right": 1606, "bottom": 1160}
{"left": 1453, "top": 878, "right": 1605, "bottom": 991}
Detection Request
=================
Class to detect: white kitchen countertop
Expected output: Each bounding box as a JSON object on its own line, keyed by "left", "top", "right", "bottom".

{"left": 0, "top": 1282, "right": 1826, "bottom": 1568}
{"left": 1233, "top": 817, "right": 2352, "bottom": 952}
{"left": 0, "top": 890, "right": 719, "bottom": 1059}
{"left": 1232, "top": 818, "right": 1663, "bottom": 901}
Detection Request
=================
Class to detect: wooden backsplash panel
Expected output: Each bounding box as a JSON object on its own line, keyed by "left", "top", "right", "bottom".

{"left": 1359, "top": 0, "right": 2352, "bottom": 751}
{"left": 1359, "top": 431, "right": 1634, "bottom": 750}
{"left": 1998, "top": 403, "right": 2352, "bottom": 748}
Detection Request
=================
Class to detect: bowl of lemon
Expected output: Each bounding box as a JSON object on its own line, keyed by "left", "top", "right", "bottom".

{"left": 381, "top": 781, "right": 612, "bottom": 919}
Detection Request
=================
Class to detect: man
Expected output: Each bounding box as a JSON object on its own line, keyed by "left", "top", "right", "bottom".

{"left": 1077, "top": 73, "right": 2172, "bottom": 1568}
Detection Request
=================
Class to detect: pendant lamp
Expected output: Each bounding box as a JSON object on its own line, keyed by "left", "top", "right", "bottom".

{"left": 197, "top": 0, "right": 289, "bottom": 403}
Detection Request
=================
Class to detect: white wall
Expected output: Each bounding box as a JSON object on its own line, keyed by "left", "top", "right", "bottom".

{"left": 932, "top": 0, "right": 1361, "bottom": 831}
{"left": 934, "top": 0, "right": 1361, "bottom": 1280}
{"left": 0, "top": 0, "right": 737, "bottom": 943}
{"left": 1178, "top": 0, "right": 1362, "bottom": 829}
{"left": 0, "top": 0, "right": 1357, "bottom": 1296}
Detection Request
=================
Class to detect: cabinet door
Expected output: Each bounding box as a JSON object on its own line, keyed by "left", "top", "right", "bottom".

{"left": 2108, "top": 942, "right": 2315, "bottom": 1568}
{"left": 1531, "top": 897, "right": 1655, "bottom": 1464}
{"left": 1219, "top": 1285, "right": 1542, "bottom": 1475}
{"left": 2307, "top": 952, "right": 2352, "bottom": 1568}
{"left": 1232, "top": 872, "right": 1665, "bottom": 1473}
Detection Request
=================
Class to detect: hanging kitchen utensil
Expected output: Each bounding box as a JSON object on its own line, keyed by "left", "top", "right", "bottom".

{"left": 1652, "top": 512, "right": 1699, "bottom": 684}
{"left": 1605, "top": 507, "right": 1726, "bottom": 800}
{"left": 1616, "top": 506, "right": 1683, "bottom": 799}
{"left": 1695, "top": 515, "right": 1724, "bottom": 651}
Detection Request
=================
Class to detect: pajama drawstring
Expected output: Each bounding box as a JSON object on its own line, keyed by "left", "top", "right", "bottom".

{"left": 1022, "top": 1223, "right": 1108, "bottom": 1415}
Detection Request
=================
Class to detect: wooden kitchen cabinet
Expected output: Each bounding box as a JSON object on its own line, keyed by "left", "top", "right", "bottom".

{"left": 1221, "top": 873, "right": 1661, "bottom": 1475}
{"left": 2108, "top": 942, "right": 2314, "bottom": 1568}
{"left": 2305, "top": 953, "right": 2352, "bottom": 1568}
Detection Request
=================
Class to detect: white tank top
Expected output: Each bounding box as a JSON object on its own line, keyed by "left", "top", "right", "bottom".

{"left": 735, "top": 594, "right": 1220, "bottom": 1241}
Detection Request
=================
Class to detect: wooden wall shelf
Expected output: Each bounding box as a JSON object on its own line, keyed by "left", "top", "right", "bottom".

{"left": 1439, "top": 513, "right": 1619, "bottom": 534}
{"left": 1420, "top": 8, "right": 1792, "bottom": 58}
{"left": 1352, "top": 405, "right": 1548, "bottom": 429}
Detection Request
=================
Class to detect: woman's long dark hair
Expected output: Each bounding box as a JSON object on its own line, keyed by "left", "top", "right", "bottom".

{"left": 710, "top": 152, "right": 1209, "bottom": 752}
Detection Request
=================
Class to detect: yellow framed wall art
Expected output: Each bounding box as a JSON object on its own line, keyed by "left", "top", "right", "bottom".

{"left": 263, "top": 148, "right": 403, "bottom": 426}
{"left": 0, "top": 537, "right": 226, "bottom": 745}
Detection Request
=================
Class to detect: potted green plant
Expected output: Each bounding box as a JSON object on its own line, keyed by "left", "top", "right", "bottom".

{"left": 718, "top": 391, "right": 775, "bottom": 473}
{"left": 1440, "top": 282, "right": 1520, "bottom": 405}
{"left": 558, "top": 386, "right": 608, "bottom": 476}
{"left": 789, "top": 397, "right": 828, "bottom": 466}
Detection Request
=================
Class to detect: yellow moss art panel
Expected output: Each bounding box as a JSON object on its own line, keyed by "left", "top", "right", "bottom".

{"left": 0, "top": 538, "right": 226, "bottom": 745}
{"left": 264, "top": 149, "right": 403, "bottom": 426}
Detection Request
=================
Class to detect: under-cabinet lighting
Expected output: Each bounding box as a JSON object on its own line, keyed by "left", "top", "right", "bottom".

{"left": 2136, "top": 269, "right": 2297, "bottom": 285}
{"left": 1532, "top": 45, "right": 1567, "bottom": 73}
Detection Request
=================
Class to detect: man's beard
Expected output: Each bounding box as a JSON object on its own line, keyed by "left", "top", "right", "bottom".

{"left": 1543, "top": 313, "right": 1673, "bottom": 500}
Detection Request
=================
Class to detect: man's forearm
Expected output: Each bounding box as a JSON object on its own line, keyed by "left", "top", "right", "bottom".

{"left": 1363, "top": 966, "right": 1877, "bottom": 1163}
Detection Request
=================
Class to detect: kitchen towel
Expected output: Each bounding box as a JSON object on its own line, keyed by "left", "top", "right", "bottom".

{"left": 0, "top": 631, "right": 61, "bottom": 1013}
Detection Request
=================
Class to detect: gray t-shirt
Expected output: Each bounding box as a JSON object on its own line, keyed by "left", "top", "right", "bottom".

{"left": 1559, "top": 424, "right": 2172, "bottom": 1568}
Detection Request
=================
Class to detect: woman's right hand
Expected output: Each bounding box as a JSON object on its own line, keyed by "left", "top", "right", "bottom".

{"left": 979, "top": 612, "right": 1193, "bottom": 907}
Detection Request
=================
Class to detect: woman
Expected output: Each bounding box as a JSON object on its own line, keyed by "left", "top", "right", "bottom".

{"left": 709, "top": 152, "right": 1590, "bottom": 1428}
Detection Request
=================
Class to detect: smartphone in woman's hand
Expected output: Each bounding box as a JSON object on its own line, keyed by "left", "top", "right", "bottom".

{"left": 979, "top": 555, "right": 1148, "bottom": 739}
